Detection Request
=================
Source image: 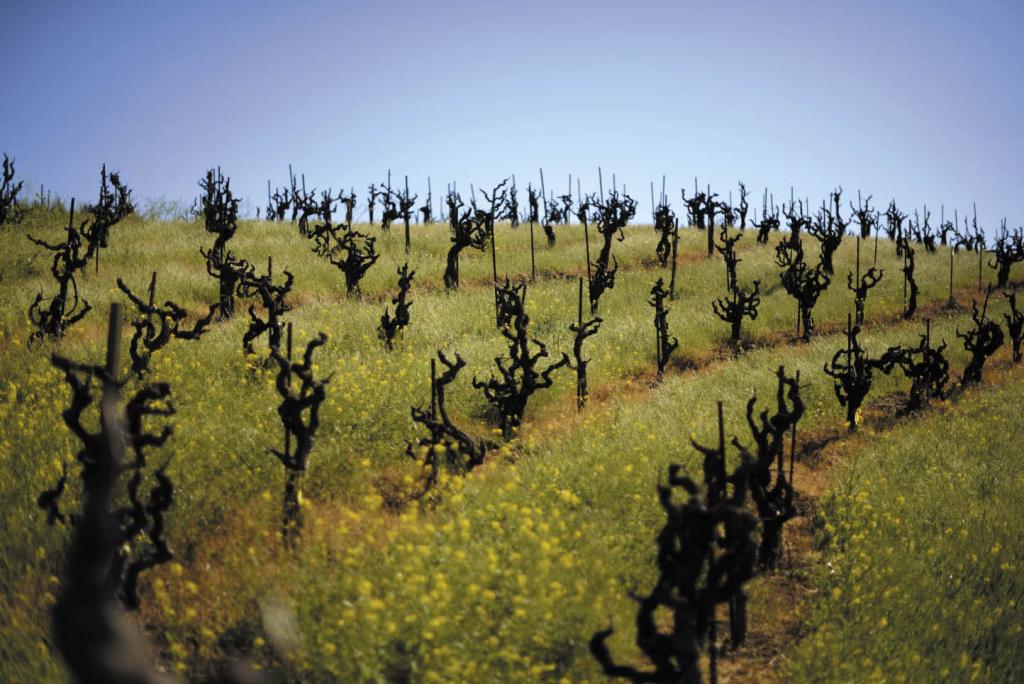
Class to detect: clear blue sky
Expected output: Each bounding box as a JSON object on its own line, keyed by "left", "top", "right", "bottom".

{"left": 2, "top": 0, "right": 1021, "bottom": 227}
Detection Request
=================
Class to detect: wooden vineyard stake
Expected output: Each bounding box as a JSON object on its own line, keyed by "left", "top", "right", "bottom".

{"left": 669, "top": 218, "right": 680, "bottom": 299}
{"left": 948, "top": 247, "right": 956, "bottom": 307}
{"left": 1004, "top": 292, "right": 1023, "bottom": 363}
{"left": 539, "top": 168, "right": 547, "bottom": 225}
{"left": 284, "top": 322, "right": 292, "bottom": 461}
{"left": 790, "top": 370, "right": 800, "bottom": 485}
{"left": 529, "top": 183, "right": 537, "bottom": 281}
{"left": 583, "top": 197, "right": 593, "bottom": 300}
{"left": 404, "top": 175, "right": 411, "bottom": 254}
{"left": 508, "top": 174, "right": 518, "bottom": 228}
{"left": 650, "top": 181, "right": 656, "bottom": 223}
{"left": 491, "top": 207, "right": 499, "bottom": 324}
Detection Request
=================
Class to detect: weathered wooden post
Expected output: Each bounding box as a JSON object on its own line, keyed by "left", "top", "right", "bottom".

{"left": 669, "top": 218, "right": 680, "bottom": 299}
{"left": 539, "top": 167, "right": 547, "bottom": 223}
{"left": 567, "top": 173, "right": 573, "bottom": 224}
{"left": 284, "top": 322, "right": 292, "bottom": 459}
{"left": 146, "top": 271, "right": 157, "bottom": 325}
{"left": 1005, "top": 292, "right": 1023, "bottom": 363}
{"left": 955, "top": 209, "right": 959, "bottom": 251}
{"left": 582, "top": 189, "right": 593, "bottom": 300}
{"left": 529, "top": 183, "right": 536, "bottom": 281}
{"left": 426, "top": 177, "right": 433, "bottom": 224}
{"left": 510, "top": 174, "right": 519, "bottom": 229}
{"left": 975, "top": 203, "right": 983, "bottom": 292}
{"left": 404, "top": 175, "right": 411, "bottom": 254}
{"left": 902, "top": 239, "right": 908, "bottom": 307}
{"left": 368, "top": 183, "right": 378, "bottom": 226}
{"left": 789, "top": 370, "right": 800, "bottom": 484}
{"left": 708, "top": 400, "right": 725, "bottom": 683}
{"left": 855, "top": 234, "right": 861, "bottom": 285}
{"left": 578, "top": 276, "right": 583, "bottom": 324}
{"left": 491, "top": 212, "right": 499, "bottom": 325}
{"left": 948, "top": 247, "right": 955, "bottom": 307}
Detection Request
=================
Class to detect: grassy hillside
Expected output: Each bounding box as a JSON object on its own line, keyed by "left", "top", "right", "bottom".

{"left": 0, "top": 210, "right": 1020, "bottom": 681}
{"left": 789, "top": 371, "right": 1024, "bottom": 683}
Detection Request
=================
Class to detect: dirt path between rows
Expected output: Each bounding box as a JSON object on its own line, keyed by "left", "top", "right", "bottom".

{"left": 715, "top": 354, "right": 1023, "bottom": 683}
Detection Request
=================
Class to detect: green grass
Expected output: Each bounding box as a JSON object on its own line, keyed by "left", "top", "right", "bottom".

{"left": 0, "top": 212, "right": 1020, "bottom": 681}
{"left": 788, "top": 373, "right": 1024, "bottom": 683}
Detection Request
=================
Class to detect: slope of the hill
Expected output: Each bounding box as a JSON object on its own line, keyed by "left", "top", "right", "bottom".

{"left": 787, "top": 369, "right": 1024, "bottom": 683}
{"left": 0, "top": 212, "right": 1020, "bottom": 681}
